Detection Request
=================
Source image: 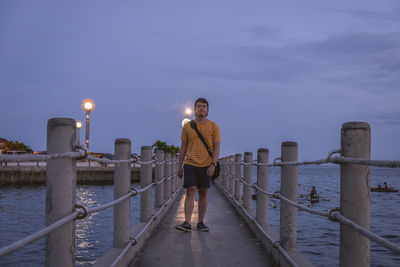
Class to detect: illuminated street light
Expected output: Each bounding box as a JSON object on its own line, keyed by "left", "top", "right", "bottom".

{"left": 182, "top": 107, "right": 192, "bottom": 127}
{"left": 76, "top": 120, "right": 82, "bottom": 146}
{"left": 81, "top": 99, "right": 95, "bottom": 149}
{"left": 185, "top": 108, "right": 192, "bottom": 118}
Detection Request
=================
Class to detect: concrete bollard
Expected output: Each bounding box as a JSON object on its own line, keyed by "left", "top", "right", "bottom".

{"left": 175, "top": 155, "right": 179, "bottom": 189}
{"left": 243, "top": 152, "right": 253, "bottom": 212}
{"left": 113, "top": 138, "right": 131, "bottom": 248}
{"left": 225, "top": 157, "right": 229, "bottom": 191}
{"left": 256, "top": 148, "right": 269, "bottom": 225}
{"left": 164, "top": 153, "right": 171, "bottom": 200}
{"left": 140, "top": 146, "right": 152, "bottom": 222}
{"left": 280, "top": 142, "right": 298, "bottom": 251}
{"left": 155, "top": 150, "right": 165, "bottom": 208}
{"left": 234, "top": 154, "right": 242, "bottom": 202}
{"left": 221, "top": 157, "right": 227, "bottom": 189}
{"left": 340, "top": 122, "right": 371, "bottom": 267}
{"left": 171, "top": 155, "right": 176, "bottom": 194}
{"left": 229, "top": 155, "right": 235, "bottom": 196}
{"left": 46, "top": 118, "right": 77, "bottom": 267}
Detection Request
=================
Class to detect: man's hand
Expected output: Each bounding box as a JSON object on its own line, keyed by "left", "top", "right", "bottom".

{"left": 178, "top": 167, "right": 184, "bottom": 179}
{"left": 207, "top": 165, "right": 215, "bottom": 177}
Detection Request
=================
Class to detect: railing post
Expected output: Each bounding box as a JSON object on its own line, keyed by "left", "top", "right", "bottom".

{"left": 222, "top": 157, "right": 227, "bottom": 189}
{"left": 175, "top": 155, "right": 179, "bottom": 189}
{"left": 280, "top": 142, "right": 298, "bottom": 251}
{"left": 171, "top": 155, "right": 176, "bottom": 194}
{"left": 229, "top": 155, "right": 235, "bottom": 196}
{"left": 155, "top": 150, "right": 164, "bottom": 208}
{"left": 46, "top": 118, "right": 76, "bottom": 267}
{"left": 113, "top": 138, "right": 131, "bottom": 248}
{"left": 340, "top": 122, "right": 371, "bottom": 267}
{"left": 256, "top": 148, "right": 269, "bottom": 224}
{"left": 234, "top": 154, "right": 242, "bottom": 202}
{"left": 140, "top": 146, "right": 152, "bottom": 222}
{"left": 164, "top": 153, "right": 171, "bottom": 200}
{"left": 225, "top": 157, "right": 229, "bottom": 191}
{"left": 243, "top": 152, "right": 253, "bottom": 212}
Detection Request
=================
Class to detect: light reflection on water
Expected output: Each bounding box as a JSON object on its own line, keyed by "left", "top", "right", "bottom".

{"left": 0, "top": 184, "right": 142, "bottom": 267}
{"left": 0, "top": 167, "right": 399, "bottom": 266}
{"left": 75, "top": 187, "right": 104, "bottom": 266}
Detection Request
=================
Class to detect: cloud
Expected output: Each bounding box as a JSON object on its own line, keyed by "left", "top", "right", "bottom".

{"left": 337, "top": 8, "right": 400, "bottom": 22}
{"left": 374, "top": 48, "right": 400, "bottom": 71}
{"left": 178, "top": 31, "right": 400, "bottom": 97}
{"left": 357, "top": 106, "right": 400, "bottom": 126}
{"left": 245, "top": 25, "right": 283, "bottom": 39}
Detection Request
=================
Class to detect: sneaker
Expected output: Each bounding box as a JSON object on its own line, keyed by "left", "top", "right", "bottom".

{"left": 197, "top": 221, "right": 209, "bottom": 232}
{"left": 175, "top": 221, "right": 191, "bottom": 232}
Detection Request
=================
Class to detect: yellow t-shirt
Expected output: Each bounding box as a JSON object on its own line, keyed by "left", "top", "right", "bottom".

{"left": 181, "top": 120, "right": 221, "bottom": 167}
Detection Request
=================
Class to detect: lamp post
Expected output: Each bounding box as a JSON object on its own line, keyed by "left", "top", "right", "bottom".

{"left": 76, "top": 120, "right": 82, "bottom": 146}
{"left": 181, "top": 108, "right": 192, "bottom": 127}
{"left": 81, "top": 99, "right": 95, "bottom": 149}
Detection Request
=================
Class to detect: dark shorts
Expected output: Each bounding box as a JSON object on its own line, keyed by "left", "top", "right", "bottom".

{"left": 183, "top": 164, "right": 211, "bottom": 188}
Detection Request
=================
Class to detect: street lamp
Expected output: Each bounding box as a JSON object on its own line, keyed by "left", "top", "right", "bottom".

{"left": 185, "top": 108, "right": 192, "bottom": 118}
{"left": 76, "top": 120, "right": 82, "bottom": 146}
{"left": 182, "top": 107, "right": 192, "bottom": 127}
{"left": 81, "top": 99, "right": 95, "bottom": 149}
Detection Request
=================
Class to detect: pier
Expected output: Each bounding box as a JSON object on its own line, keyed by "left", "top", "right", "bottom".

{"left": 1, "top": 118, "right": 400, "bottom": 266}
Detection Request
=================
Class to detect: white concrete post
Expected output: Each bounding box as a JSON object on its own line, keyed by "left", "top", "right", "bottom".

{"left": 46, "top": 118, "right": 77, "bottom": 267}
{"left": 155, "top": 150, "right": 164, "bottom": 208}
{"left": 175, "top": 155, "right": 179, "bottom": 189}
{"left": 221, "top": 157, "right": 227, "bottom": 189}
{"left": 340, "top": 122, "right": 371, "bottom": 267}
{"left": 164, "top": 153, "right": 171, "bottom": 200}
{"left": 171, "top": 155, "right": 176, "bottom": 194}
{"left": 280, "top": 142, "right": 298, "bottom": 251}
{"left": 256, "top": 148, "right": 269, "bottom": 224}
{"left": 140, "top": 146, "right": 152, "bottom": 222}
{"left": 113, "top": 138, "right": 131, "bottom": 248}
{"left": 243, "top": 152, "right": 253, "bottom": 212}
{"left": 229, "top": 155, "right": 235, "bottom": 196}
{"left": 225, "top": 157, "right": 229, "bottom": 190}
{"left": 234, "top": 154, "right": 242, "bottom": 202}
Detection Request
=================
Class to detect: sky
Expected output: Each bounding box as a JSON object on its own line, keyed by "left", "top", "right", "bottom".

{"left": 1, "top": 0, "right": 399, "bottom": 160}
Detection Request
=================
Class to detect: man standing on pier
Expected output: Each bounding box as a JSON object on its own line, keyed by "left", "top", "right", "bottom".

{"left": 176, "top": 98, "right": 221, "bottom": 232}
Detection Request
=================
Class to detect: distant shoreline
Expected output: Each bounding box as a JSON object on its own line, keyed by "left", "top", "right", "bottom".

{"left": 0, "top": 166, "right": 143, "bottom": 185}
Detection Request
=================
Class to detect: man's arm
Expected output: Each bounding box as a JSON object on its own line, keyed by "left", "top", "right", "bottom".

{"left": 177, "top": 140, "right": 187, "bottom": 178}
{"left": 207, "top": 141, "right": 220, "bottom": 177}
{"left": 212, "top": 141, "right": 220, "bottom": 164}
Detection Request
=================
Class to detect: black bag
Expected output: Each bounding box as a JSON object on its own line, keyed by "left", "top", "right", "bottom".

{"left": 190, "top": 120, "right": 220, "bottom": 181}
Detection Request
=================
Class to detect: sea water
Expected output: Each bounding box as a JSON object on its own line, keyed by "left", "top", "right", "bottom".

{"left": 0, "top": 166, "right": 399, "bottom": 266}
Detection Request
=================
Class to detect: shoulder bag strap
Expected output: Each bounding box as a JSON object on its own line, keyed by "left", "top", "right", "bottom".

{"left": 190, "top": 120, "right": 213, "bottom": 159}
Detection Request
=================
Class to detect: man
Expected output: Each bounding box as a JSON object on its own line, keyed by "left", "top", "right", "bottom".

{"left": 310, "top": 186, "right": 317, "bottom": 198}
{"left": 176, "top": 98, "right": 221, "bottom": 232}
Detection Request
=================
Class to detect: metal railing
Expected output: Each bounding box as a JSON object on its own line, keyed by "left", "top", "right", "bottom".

{"left": 216, "top": 121, "right": 400, "bottom": 267}
{"left": 0, "top": 118, "right": 182, "bottom": 266}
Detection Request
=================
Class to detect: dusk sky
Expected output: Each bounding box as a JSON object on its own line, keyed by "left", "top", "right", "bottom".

{"left": 1, "top": 1, "right": 399, "bottom": 160}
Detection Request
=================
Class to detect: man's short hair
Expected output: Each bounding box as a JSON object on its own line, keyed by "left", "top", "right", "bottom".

{"left": 194, "top": 98, "right": 209, "bottom": 109}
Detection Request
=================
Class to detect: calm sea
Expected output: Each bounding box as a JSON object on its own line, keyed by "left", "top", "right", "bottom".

{"left": 0, "top": 166, "right": 399, "bottom": 266}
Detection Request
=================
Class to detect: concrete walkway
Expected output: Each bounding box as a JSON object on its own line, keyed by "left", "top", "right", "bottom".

{"left": 130, "top": 185, "right": 272, "bottom": 267}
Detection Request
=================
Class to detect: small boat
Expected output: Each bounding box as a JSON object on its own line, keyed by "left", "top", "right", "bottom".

{"left": 307, "top": 195, "right": 320, "bottom": 203}
{"left": 371, "top": 187, "right": 398, "bottom": 192}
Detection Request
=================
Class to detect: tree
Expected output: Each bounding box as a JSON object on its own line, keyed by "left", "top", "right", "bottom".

{"left": 2, "top": 140, "right": 33, "bottom": 153}
{"left": 152, "top": 140, "right": 179, "bottom": 156}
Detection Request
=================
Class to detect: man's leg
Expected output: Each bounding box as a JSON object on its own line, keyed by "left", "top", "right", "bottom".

{"left": 184, "top": 186, "right": 197, "bottom": 223}
{"left": 198, "top": 187, "right": 208, "bottom": 222}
